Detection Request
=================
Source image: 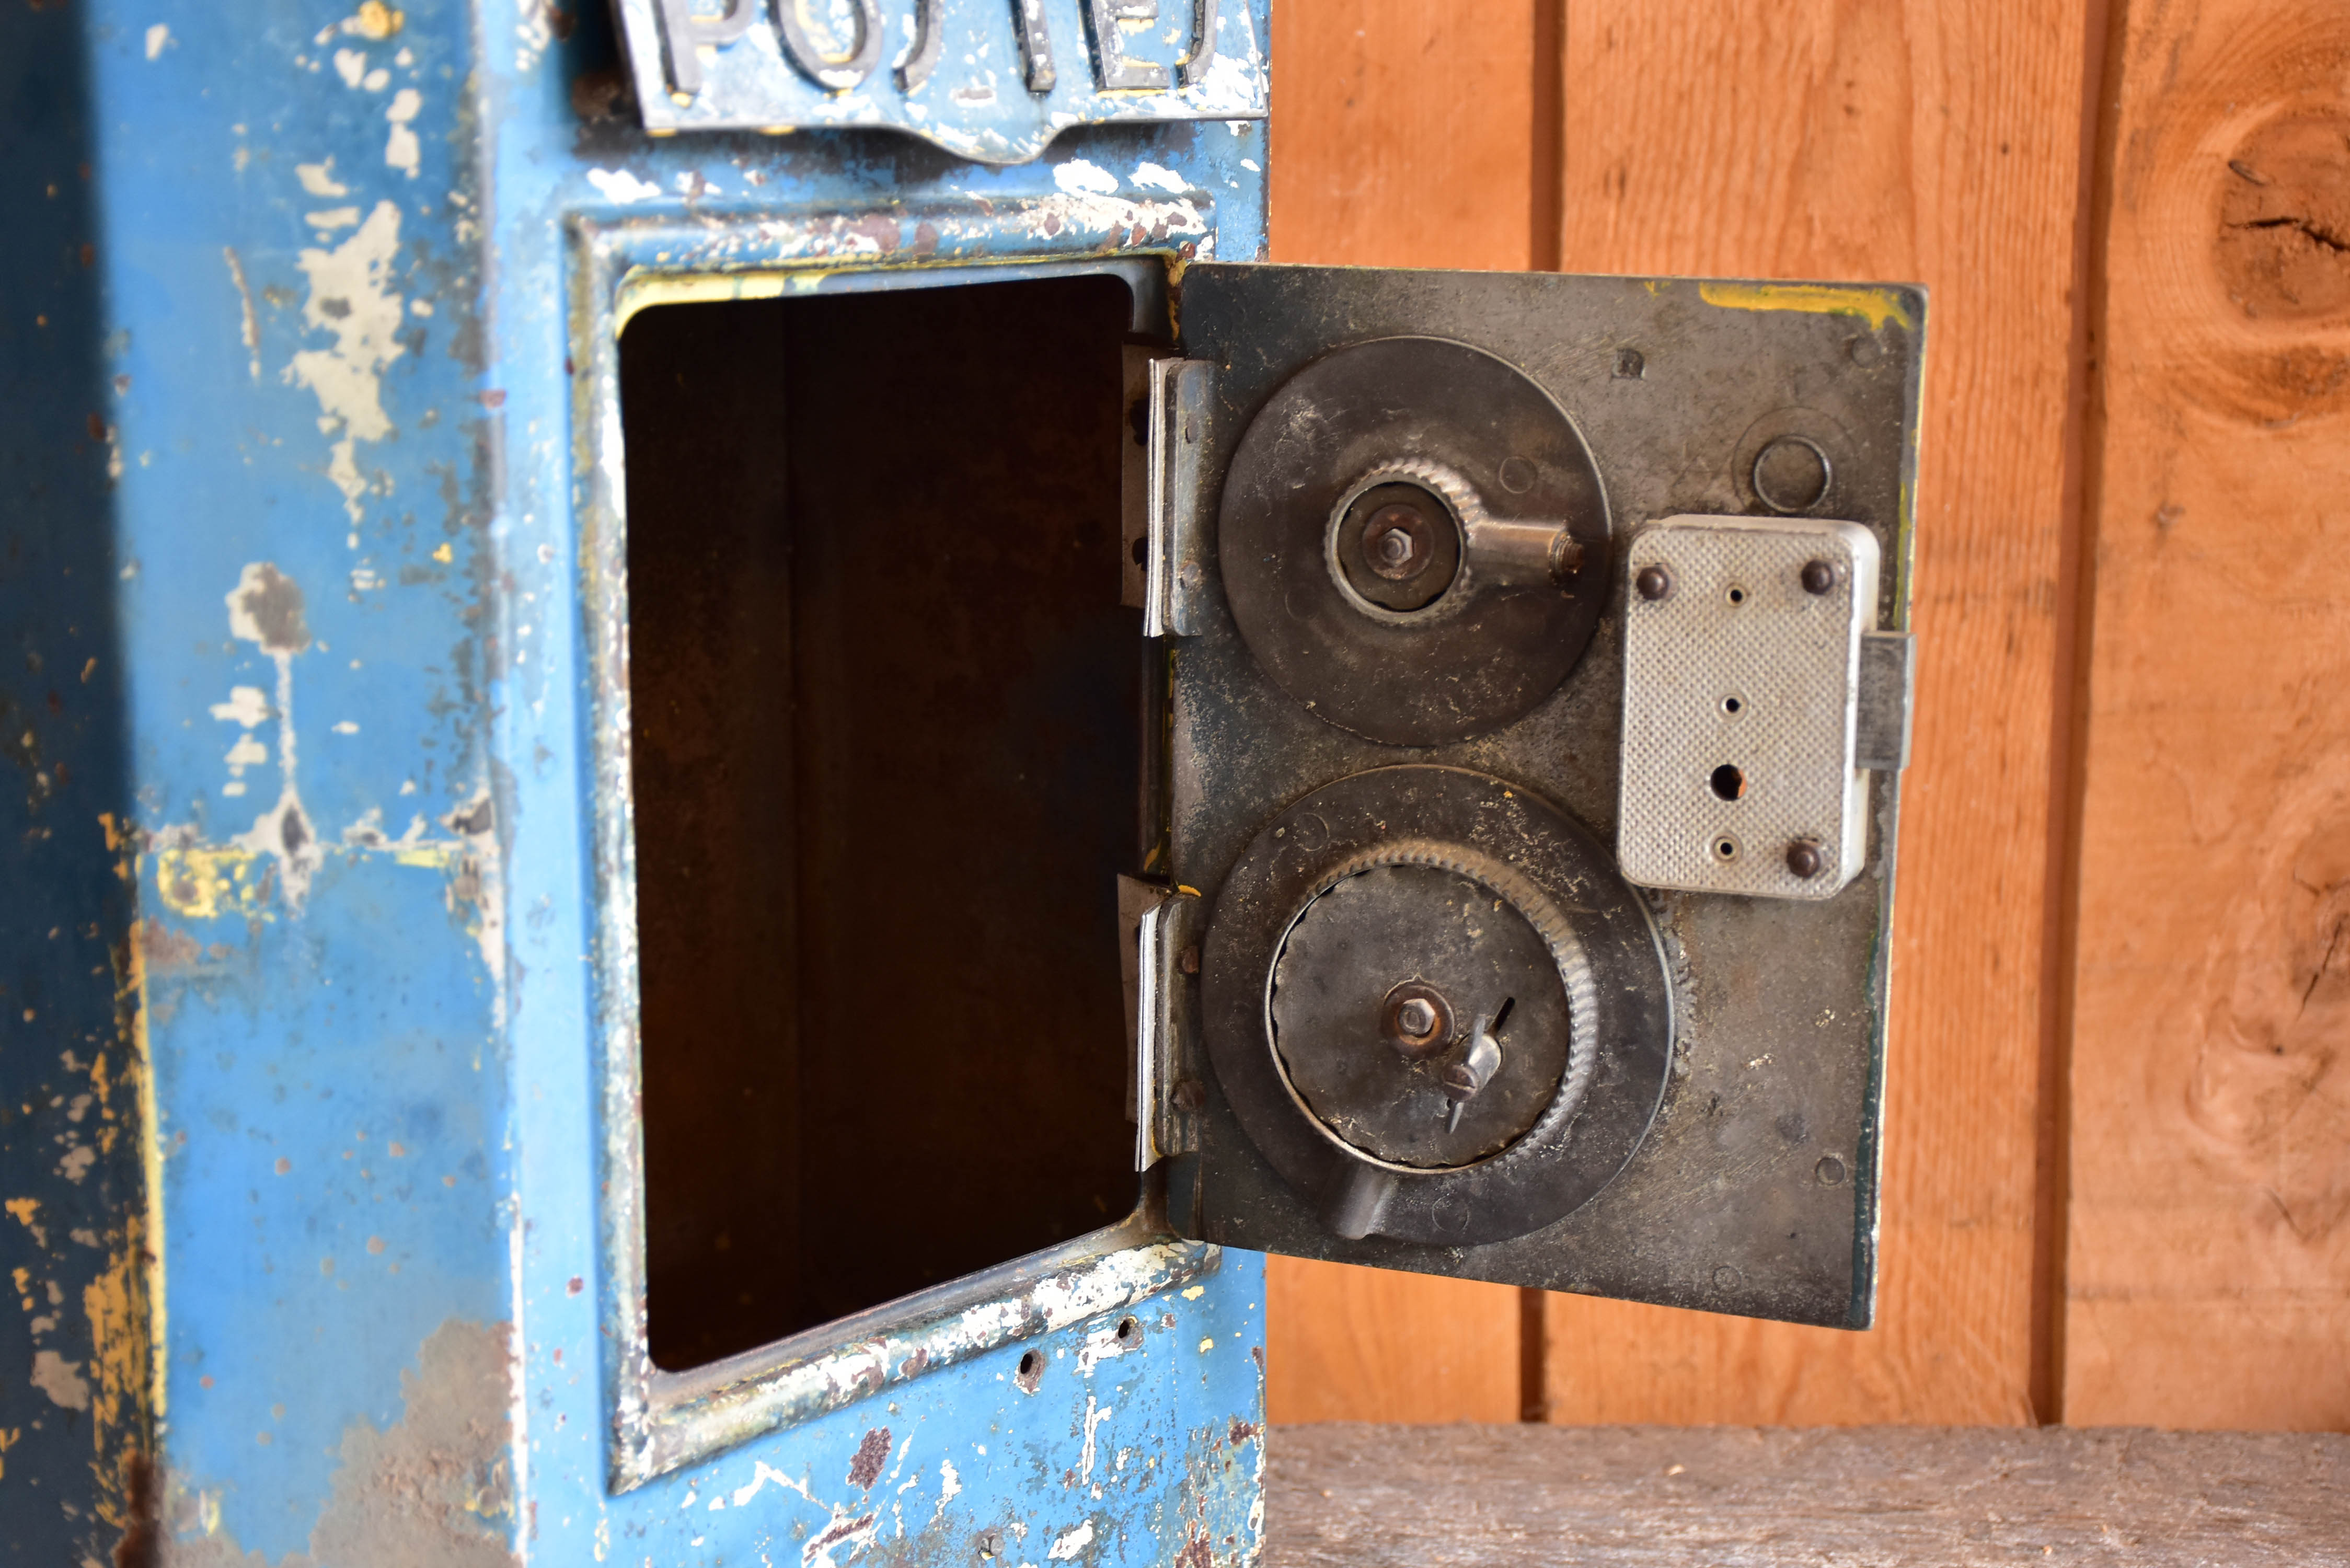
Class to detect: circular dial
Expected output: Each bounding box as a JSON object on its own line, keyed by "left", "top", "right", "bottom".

{"left": 1271, "top": 857, "right": 1575, "bottom": 1168}
{"left": 1201, "top": 766, "right": 1676, "bottom": 1249}
{"left": 1216, "top": 337, "right": 1610, "bottom": 745}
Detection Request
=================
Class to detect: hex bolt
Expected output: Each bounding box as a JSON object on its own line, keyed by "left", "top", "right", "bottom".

{"left": 1394, "top": 998, "right": 1437, "bottom": 1038}
{"left": 1377, "top": 527, "right": 1415, "bottom": 569}
{"left": 1785, "top": 838, "right": 1826, "bottom": 879}
{"left": 1635, "top": 564, "right": 1673, "bottom": 601}
{"left": 1800, "top": 559, "right": 1837, "bottom": 594}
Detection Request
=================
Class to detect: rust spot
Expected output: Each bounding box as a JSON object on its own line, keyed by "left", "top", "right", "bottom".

{"left": 1173, "top": 1526, "right": 1212, "bottom": 1568}
{"left": 479, "top": 389, "right": 507, "bottom": 409}
{"left": 566, "top": 1275, "right": 583, "bottom": 1295}
{"left": 87, "top": 411, "right": 106, "bottom": 441}
{"left": 1228, "top": 1417, "right": 1258, "bottom": 1447}
{"left": 111, "top": 1448, "right": 157, "bottom": 1568}
{"left": 847, "top": 1426, "right": 891, "bottom": 1490}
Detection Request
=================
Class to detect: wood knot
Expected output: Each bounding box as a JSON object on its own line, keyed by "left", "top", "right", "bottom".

{"left": 2216, "top": 114, "right": 2350, "bottom": 322}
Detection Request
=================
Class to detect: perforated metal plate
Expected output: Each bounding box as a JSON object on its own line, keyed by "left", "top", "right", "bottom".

{"left": 1618, "top": 516, "right": 1880, "bottom": 900}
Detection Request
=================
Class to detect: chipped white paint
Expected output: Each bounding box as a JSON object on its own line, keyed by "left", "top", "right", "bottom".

{"left": 1046, "top": 1521, "right": 1094, "bottom": 1561}
{"left": 1053, "top": 159, "right": 1120, "bottom": 197}
{"left": 287, "top": 199, "right": 404, "bottom": 526}
{"left": 935, "top": 1458, "right": 961, "bottom": 1517}
{"left": 332, "top": 47, "right": 366, "bottom": 86}
{"left": 222, "top": 246, "right": 262, "bottom": 381}
{"left": 384, "top": 88, "right": 421, "bottom": 175}
{"left": 1079, "top": 1395, "right": 1112, "bottom": 1485}
{"left": 306, "top": 206, "right": 361, "bottom": 231}
{"left": 30, "top": 1350, "right": 90, "bottom": 1410}
{"left": 297, "top": 157, "right": 349, "bottom": 197}
{"left": 628, "top": 1235, "right": 1211, "bottom": 1485}
{"left": 1131, "top": 161, "right": 1188, "bottom": 194}
{"left": 587, "top": 167, "right": 663, "bottom": 204}
{"left": 144, "top": 23, "right": 170, "bottom": 59}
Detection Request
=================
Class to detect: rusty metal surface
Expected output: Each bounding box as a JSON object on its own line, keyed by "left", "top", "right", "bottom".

{"left": 1168, "top": 264, "right": 1924, "bottom": 1329}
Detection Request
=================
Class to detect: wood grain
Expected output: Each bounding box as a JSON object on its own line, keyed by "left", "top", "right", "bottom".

{"left": 2063, "top": 0, "right": 2350, "bottom": 1429}
{"left": 1542, "top": 0, "right": 2094, "bottom": 1424}
{"left": 1265, "top": 1259, "right": 1522, "bottom": 1424}
{"left": 1260, "top": 0, "right": 1538, "bottom": 1424}
{"left": 1266, "top": 1424, "right": 2350, "bottom": 1565}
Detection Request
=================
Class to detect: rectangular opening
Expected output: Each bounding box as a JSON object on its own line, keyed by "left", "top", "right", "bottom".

{"left": 619, "top": 272, "right": 1149, "bottom": 1371}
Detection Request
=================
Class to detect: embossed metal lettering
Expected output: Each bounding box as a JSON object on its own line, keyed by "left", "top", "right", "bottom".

{"left": 655, "top": 0, "right": 759, "bottom": 96}
{"left": 776, "top": 0, "right": 884, "bottom": 90}
{"left": 1179, "top": 0, "right": 1218, "bottom": 87}
{"left": 1009, "top": 0, "right": 1056, "bottom": 92}
{"left": 1084, "top": 0, "right": 1169, "bottom": 90}
{"left": 620, "top": 0, "right": 1266, "bottom": 158}
{"left": 895, "top": 0, "right": 944, "bottom": 90}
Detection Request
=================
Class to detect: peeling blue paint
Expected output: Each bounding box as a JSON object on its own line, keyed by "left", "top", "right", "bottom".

{"left": 2, "top": 0, "right": 1270, "bottom": 1560}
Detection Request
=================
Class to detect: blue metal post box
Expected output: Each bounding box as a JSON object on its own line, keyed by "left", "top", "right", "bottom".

{"left": 1, "top": 2, "right": 1922, "bottom": 1563}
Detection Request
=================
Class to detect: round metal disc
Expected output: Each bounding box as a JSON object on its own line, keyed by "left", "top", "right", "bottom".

{"left": 1202, "top": 767, "right": 1675, "bottom": 1249}
{"left": 1217, "top": 338, "right": 1609, "bottom": 745}
{"left": 1272, "top": 860, "right": 1574, "bottom": 1168}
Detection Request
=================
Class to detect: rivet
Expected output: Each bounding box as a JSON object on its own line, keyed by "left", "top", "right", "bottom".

{"left": 1800, "top": 559, "right": 1836, "bottom": 595}
{"left": 1635, "top": 564, "right": 1672, "bottom": 602}
{"left": 1785, "top": 838, "right": 1826, "bottom": 879}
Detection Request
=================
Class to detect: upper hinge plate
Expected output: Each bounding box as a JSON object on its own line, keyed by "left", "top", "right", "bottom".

{"left": 1618, "top": 515, "right": 1910, "bottom": 900}
{"left": 1121, "top": 354, "right": 1217, "bottom": 638}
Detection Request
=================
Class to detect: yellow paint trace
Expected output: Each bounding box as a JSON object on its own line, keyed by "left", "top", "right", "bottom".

{"left": 1698, "top": 281, "right": 1915, "bottom": 332}
{"left": 153, "top": 844, "right": 266, "bottom": 922}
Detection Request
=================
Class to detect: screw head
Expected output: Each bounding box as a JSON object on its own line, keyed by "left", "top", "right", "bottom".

{"left": 1785, "top": 838, "right": 1826, "bottom": 879}
{"left": 1800, "top": 559, "right": 1837, "bottom": 595}
{"left": 1635, "top": 564, "right": 1673, "bottom": 601}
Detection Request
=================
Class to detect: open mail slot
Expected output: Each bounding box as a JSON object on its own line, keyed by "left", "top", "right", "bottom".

{"left": 621, "top": 273, "right": 1149, "bottom": 1368}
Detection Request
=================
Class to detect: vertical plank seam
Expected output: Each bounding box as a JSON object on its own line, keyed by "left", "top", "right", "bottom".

{"left": 2035, "top": 0, "right": 2129, "bottom": 1429}
{"left": 1529, "top": 0, "right": 1566, "bottom": 272}
{"left": 1523, "top": 0, "right": 1568, "bottom": 1420}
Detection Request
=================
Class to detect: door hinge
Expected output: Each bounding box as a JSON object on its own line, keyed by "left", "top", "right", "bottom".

{"left": 1120, "top": 352, "right": 1216, "bottom": 637}
{"left": 1118, "top": 875, "right": 1202, "bottom": 1171}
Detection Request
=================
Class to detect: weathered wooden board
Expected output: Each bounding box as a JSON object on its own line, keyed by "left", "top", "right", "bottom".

{"left": 1537, "top": 0, "right": 2094, "bottom": 1424}
{"left": 2064, "top": 1, "right": 2350, "bottom": 1428}
{"left": 1266, "top": 1424, "right": 2350, "bottom": 1566}
{"left": 1259, "top": 0, "right": 1539, "bottom": 1424}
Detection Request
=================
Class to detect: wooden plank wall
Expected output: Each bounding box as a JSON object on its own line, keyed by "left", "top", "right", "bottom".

{"left": 1263, "top": 0, "right": 2350, "bottom": 1433}
{"left": 2064, "top": 1, "right": 2350, "bottom": 1428}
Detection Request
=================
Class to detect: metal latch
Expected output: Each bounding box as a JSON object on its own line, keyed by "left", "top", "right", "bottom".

{"left": 1118, "top": 875, "right": 1201, "bottom": 1170}
{"left": 1119, "top": 354, "right": 1215, "bottom": 637}
{"left": 1616, "top": 515, "right": 1911, "bottom": 900}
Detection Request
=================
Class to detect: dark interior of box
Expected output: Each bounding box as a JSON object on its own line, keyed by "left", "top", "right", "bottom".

{"left": 620, "top": 274, "right": 1145, "bottom": 1370}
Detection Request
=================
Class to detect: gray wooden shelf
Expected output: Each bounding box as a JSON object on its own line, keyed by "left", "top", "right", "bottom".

{"left": 1268, "top": 1424, "right": 2349, "bottom": 1565}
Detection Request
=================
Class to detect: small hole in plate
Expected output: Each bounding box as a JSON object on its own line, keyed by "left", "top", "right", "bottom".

{"left": 1015, "top": 1348, "right": 1044, "bottom": 1392}
{"left": 1722, "top": 696, "right": 1743, "bottom": 716}
{"left": 1709, "top": 764, "right": 1746, "bottom": 801}
{"left": 1712, "top": 835, "right": 1741, "bottom": 862}
{"left": 1726, "top": 585, "right": 1747, "bottom": 606}
{"left": 1114, "top": 1316, "right": 1138, "bottom": 1344}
